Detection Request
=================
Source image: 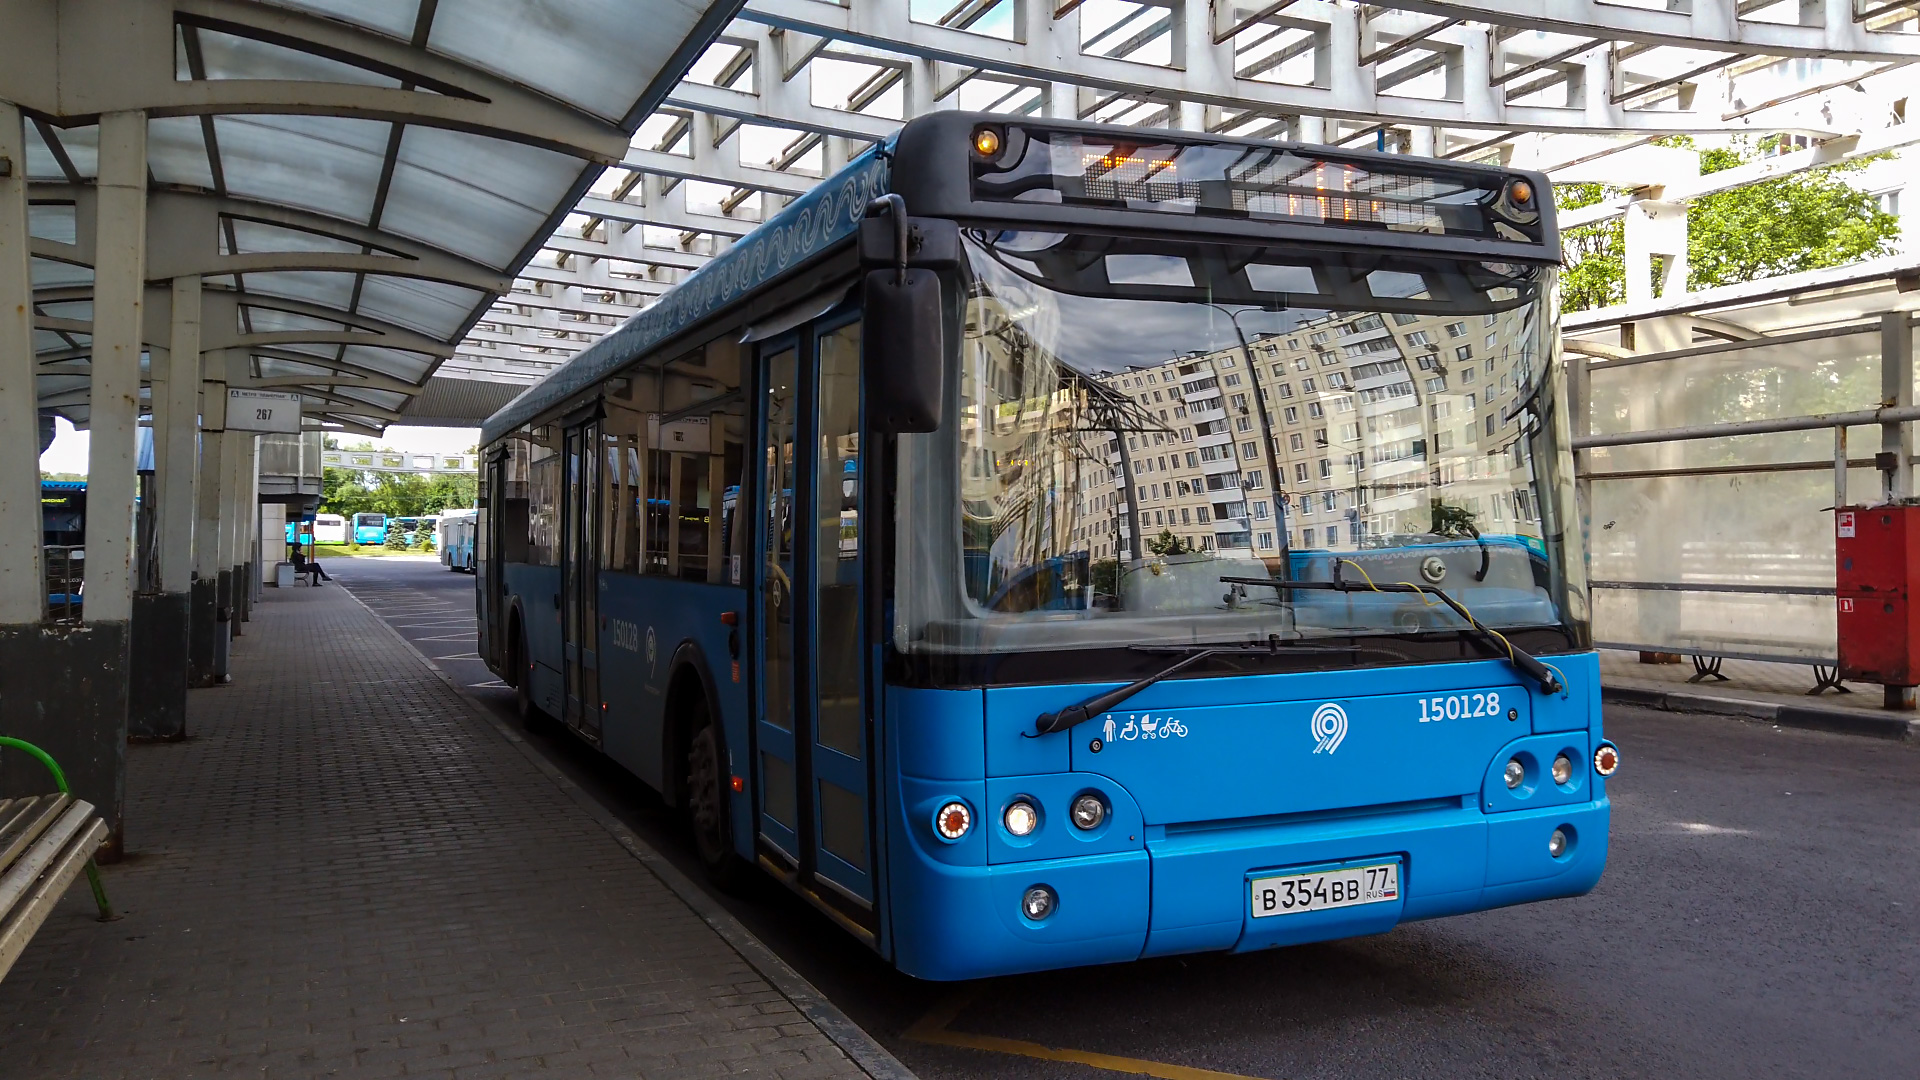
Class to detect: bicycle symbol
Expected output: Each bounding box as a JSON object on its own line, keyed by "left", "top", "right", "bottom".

{"left": 1159, "top": 717, "right": 1190, "bottom": 738}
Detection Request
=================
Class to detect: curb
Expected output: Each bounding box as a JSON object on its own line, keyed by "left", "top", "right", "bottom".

{"left": 1602, "top": 684, "right": 1920, "bottom": 742}
{"left": 338, "top": 582, "right": 918, "bottom": 1080}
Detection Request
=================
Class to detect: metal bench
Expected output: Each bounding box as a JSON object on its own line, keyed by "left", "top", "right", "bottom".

{"left": 0, "top": 738, "right": 114, "bottom": 983}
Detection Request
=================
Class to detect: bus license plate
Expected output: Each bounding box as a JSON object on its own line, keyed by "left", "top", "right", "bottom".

{"left": 1250, "top": 862, "right": 1399, "bottom": 918}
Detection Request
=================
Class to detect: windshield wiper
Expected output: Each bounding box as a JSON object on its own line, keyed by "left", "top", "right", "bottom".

{"left": 1218, "top": 572, "right": 1564, "bottom": 696}
{"left": 1032, "top": 640, "right": 1354, "bottom": 736}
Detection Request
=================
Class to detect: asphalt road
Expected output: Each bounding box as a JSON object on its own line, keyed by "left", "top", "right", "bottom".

{"left": 330, "top": 555, "right": 1920, "bottom": 1080}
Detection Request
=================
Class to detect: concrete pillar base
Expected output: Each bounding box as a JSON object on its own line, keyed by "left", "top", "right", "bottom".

{"left": 129, "top": 591, "right": 190, "bottom": 740}
{"left": 214, "top": 568, "right": 234, "bottom": 680}
{"left": 230, "top": 564, "right": 245, "bottom": 636}
{"left": 188, "top": 575, "right": 219, "bottom": 685}
{"left": 0, "top": 621, "right": 129, "bottom": 860}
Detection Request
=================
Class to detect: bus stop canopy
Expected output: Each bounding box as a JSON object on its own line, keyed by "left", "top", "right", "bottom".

{"left": 5, "top": 0, "right": 741, "bottom": 435}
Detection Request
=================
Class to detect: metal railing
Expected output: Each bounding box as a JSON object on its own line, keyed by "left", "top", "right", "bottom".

{"left": 44, "top": 546, "right": 82, "bottom": 624}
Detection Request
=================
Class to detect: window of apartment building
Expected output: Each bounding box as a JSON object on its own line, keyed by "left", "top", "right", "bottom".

{"left": 1307, "top": 402, "right": 1324, "bottom": 418}
{"left": 1283, "top": 406, "right": 1299, "bottom": 423}
{"left": 1246, "top": 470, "right": 1262, "bottom": 488}
{"left": 1175, "top": 406, "right": 1187, "bottom": 419}
{"left": 1185, "top": 451, "right": 1198, "bottom": 467}
{"left": 1254, "top": 500, "right": 1270, "bottom": 520}
{"left": 1277, "top": 382, "right": 1294, "bottom": 398}
{"left": 1392, "top": 312, "right": 1420, "bottom": 325}
{"left": 1258, "top": 531, "right": 1274, "bottom": 549}
{"left": 1294, "top": 462, "right": 1310, "bottom": 482}
{"left": 1229, "top": 393, "right": 1246, "bottom": 409}
{"left": 1318, "top": 458, "right": 1331, "bottom": 478}
{"left": 1223, "top": 373, "right": 1242, "bottom": 387}
{"left": 1326, "top": 372, "right": 1349, "bottom": 389}
{"left": 1301, "top": 377, "right": 1316, "bottom": 393}
{"left": 1197, "top": 507, "right": 1211, "bottom": 523}
{"left": 1323, "top": 492, "right": 1338, "bottom": 511}
{"left": 1425, "top": 376, "right": 1446, "bottom": 393}
{"left": 1485, "top": 413, "right": 1497, "bottom": 437}
{"left": 1242, "top": 441, "right": 1259, "bottom": 458}
{"left": 1446, "top": 322, "right": 1466, "bottom": 337}
{"left": 1455, "top": 345, "right": 1473, "bottom": 362}
{"left": 1340, "top": 422, "right": 1359, "bottom": 441}
{"left": 1180, "top": 507, "right": 1191, "bottom": 524}
{"left": 1287, "top": 338, "right": 1300, "bottom": 349}
{"left": 1236, "top": 417, "right": 1252, "bottom": 432}
{"left": 1461, "top": 367, "right": 1475, "bottom": 383}
{"left": 1294, "top": 357, "right": 1310, "bottom": 371}
{"left": 1289, "top": 433, "right": 1304, "bottom": 451}
{"left": 1416, "top": 354, "right": 1440, "bottom": 371}
{"left": 1406, "top": 330, "right": 1433, "bottom": 346}
{"left": 1313, "top": 428, "right": 1328, "bottom": 446}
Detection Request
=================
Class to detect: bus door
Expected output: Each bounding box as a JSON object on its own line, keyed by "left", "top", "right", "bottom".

{"left": 561, "top": 417, "right": 603, "bottom": 743}
{"left": 754, "top": 316, "right": 876, "bottom": 918}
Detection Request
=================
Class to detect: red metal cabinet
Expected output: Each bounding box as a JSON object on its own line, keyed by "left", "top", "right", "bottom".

{"left": 1835, "top": 505, "right": 1920, "bottom": 686}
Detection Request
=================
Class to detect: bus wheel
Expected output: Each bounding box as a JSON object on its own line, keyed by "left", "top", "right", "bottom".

{"left": 512, "top": 624, "right": 546, "bottom": 730}
{"left": 686, "top": 702, "right": 751, "bottom": 891}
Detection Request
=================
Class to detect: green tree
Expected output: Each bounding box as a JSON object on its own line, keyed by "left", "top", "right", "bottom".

{"left": 1554, "top": 136, "right": 1901, "bottom": 312}
{"left": 1146, "top": 528, "right": 1193, "bottom": 555}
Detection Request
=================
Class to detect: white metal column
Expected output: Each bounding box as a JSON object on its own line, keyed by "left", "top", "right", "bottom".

{"left": 81, "top": 110, "right": 148, "bottom": 625}
{"left": 194, "top": 386, "right": 226, "bottom": 581}
{"left": 0, "top": 101, "right": 41, "bottom": 624}
{"left": 155, "top": 278, "right": 201, "bottom": 593}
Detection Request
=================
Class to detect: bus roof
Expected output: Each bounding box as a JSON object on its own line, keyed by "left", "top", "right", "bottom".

{"left": 479, "top": 112, "right": 1554, "bottom": 447}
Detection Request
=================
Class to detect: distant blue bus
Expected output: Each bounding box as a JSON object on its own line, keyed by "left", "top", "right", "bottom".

{"left": 474, "top": 114, "right": 1610, "bottom": 981}
{"left": 352, "top": 512, "right": 387, "bottom": 545}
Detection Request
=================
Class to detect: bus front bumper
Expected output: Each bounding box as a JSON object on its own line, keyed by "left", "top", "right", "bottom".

{"left": 888, "top": 797, "right": 1607, "bottom": 981}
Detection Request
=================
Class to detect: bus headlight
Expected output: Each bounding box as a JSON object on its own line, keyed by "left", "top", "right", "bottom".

{"left": 1551, "top": 754, "right": 1573, "bottom": 786}
{"left": 1549, "top": 828, "right": 1569, "bottom": 858}
{"left": 1003, "top": 800, "right": 1039, "bottom": 837}
{"left": 1022, "top": 884, "right": 1056, "bottom": 921}
{"left": 934, "top": 801, "right": 972, "bottom": 841}
{"left": 1504, "top": 758, "right": 1525, "bottom": 789}
{"left": 1070, "top": 794, "right": 1107, "bottom": 830}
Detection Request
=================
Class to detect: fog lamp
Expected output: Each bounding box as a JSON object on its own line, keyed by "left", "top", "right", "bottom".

{"left": 1022, "top": 884, "right": 1057, "bottom": 921}
{"left": 1071, "top": 793, "right": 1107, "bottom": 831}
{"left": 1504, "top": 758, "right": 1525, "bottom": 790}
{"left": 1549, "top": 828, "right": 1569, "bottom": 858}
{"left": 1552, "top": 754, "right": 1573, "bottom": 786}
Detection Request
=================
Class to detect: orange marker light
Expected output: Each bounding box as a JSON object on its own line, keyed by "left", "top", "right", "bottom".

{"left": 719, "top": 610, "right": 739, "bottom": 626}
{"left": 1509, "top": 179, "right": 1533, "bottom": 205}
{"left": 973, "top": 127, "right": 1002, "bottom": 157}
{"left": 730, "top": 775, "right": 745, "bottom": 793}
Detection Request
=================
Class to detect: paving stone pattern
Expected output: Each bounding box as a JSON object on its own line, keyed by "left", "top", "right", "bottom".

{"left": 0, "top": 586, "right": 869, "bottom": 1079}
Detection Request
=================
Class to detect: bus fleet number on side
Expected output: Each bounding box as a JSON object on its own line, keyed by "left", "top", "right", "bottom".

{"left": 1419, "top": 691, "right": 1499, "bottom": 723}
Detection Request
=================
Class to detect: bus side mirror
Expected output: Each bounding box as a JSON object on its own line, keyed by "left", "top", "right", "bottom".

{"left": 863, "top": 268, "right": 944, "bottom": 433}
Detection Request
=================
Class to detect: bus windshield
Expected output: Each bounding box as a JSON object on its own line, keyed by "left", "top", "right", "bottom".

{"left": 892, "top": 229, "right": 1586, "bottom": 656}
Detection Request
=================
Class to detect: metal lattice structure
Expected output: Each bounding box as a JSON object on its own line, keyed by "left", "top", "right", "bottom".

{"left": 476, "top": 0, "right": 1920, "bottom": 394}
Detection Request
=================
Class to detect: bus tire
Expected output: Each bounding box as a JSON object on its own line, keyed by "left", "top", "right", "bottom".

{"left": 510, "top": 619, "right": 549, "bottom": 731}
{"left": 685, "top": 695, "right": 751, "bottom": 892}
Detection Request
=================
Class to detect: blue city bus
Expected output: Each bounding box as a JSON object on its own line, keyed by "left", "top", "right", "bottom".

{"left": 351, "top": 512, "right": 387, "bottom": 545}
{"left": 476, "top": 114, "right": 1612, "bottom": 980}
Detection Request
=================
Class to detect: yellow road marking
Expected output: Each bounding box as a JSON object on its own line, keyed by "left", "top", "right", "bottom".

{"left": 905, "top": 986, "right": 1271, "bottom": 1080}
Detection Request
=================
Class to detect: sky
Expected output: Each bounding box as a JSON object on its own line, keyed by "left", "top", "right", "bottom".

{"left": 40, "top": 419, "right": 480, "bottom": 477}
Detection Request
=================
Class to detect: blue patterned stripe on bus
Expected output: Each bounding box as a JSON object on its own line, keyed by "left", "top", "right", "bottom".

{"left": 479, "top": 147, "right": 894, "bottom": 445}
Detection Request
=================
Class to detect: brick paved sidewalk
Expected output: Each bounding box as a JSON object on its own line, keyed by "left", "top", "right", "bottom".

{"left": 0, "top": 585, "right": 889, "bottom": 1079}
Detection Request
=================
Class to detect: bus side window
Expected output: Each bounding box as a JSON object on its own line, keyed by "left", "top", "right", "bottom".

{"left": 526, "top": 426, "right": 560, "bottom": 568}
{"left": 602, "top": 385, "right": 649, "bottom": 574}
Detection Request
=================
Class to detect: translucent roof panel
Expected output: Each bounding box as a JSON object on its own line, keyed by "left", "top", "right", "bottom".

{"left": 225, "top": 218, "right": 365, "bottom": 256}
{"left": 263, "top": 0, "right": 423, "bottom": 41}
{"left": 146, "top": 116, "right": 217, "bottom": 188}
{"left": 31, "top": 258, "right": 94, "bottom": 289}
{"left": 34, "top": 330, "right": 72, "bottom": 353}
{"left": 380, "top": 126, "right": 580, "bottom": 268}
{"left": 241, "top": 305, "right": 351, "bottom": 334}
{"left": 256, "top": 355, "right": 344, "bottom": 379}
{"left": 331, "top": 386, "right": 410, "bottom": 412}
{"left": 23, "top": 206, "right": 75, "bottom": 243}
{"left": 356, "top": 275, "right": 486, "bottom": 340}
{"left": 235, "top": 270, "right": 358, "bottom": 311}
{"left": 39, "top": 300, "right": 93, "bottom": 322}
{"left": 44, "top": 124, "right": 98, "bottom": 180}
{"left": 426, "top": 0, "right": 708, "bottom": 121}
{"left": 213, "top": 114, "right": 389, "bottom": 224}
{"left": 339, "top": 345, "right": 435, "bottom": 383}
{"left": 188, "top": 27, "right": 404, "bottom": 87}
